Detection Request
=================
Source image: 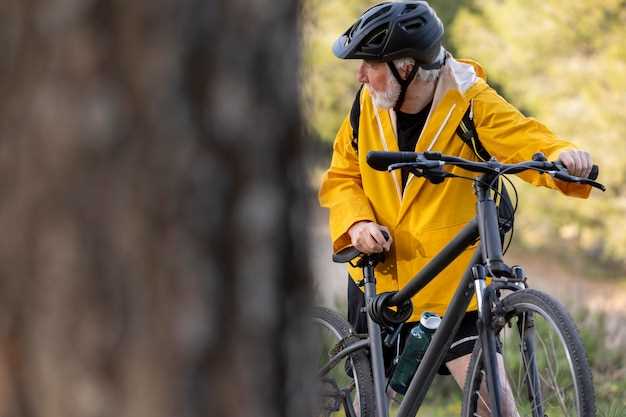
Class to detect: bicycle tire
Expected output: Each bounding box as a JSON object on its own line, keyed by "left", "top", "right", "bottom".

{"left": 312, "top": 306, "right": 376, "bottom": 417}
{"left": 461, "top": 289, "right": 595, "bottom": 417}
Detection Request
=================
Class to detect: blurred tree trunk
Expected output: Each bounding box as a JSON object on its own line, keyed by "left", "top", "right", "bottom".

{"left": 0, "top": 1, "right": 310, "bottom": 416}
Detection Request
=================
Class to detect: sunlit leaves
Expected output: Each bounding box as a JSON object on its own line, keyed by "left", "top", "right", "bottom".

{"left": 453, "top": 0, "right": 626, "bottom": 268}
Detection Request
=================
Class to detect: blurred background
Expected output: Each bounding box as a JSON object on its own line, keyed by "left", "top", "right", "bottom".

{"left": 0, "top": 0, "right": 623, "bottom": 416}
{"left": 303, "top": 0, "right": 626, "bottom": 414}
{"left": 0, "top": 1, "right": 311, "bottom": 417}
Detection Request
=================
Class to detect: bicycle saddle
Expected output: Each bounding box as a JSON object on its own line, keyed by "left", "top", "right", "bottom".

{"left": 332, "top": 231, "right": 389, "bottom": 265}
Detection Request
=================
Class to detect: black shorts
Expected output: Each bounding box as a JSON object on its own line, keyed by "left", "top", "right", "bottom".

{"left": 347, "top": 277, "right": 479, "bottom": 375}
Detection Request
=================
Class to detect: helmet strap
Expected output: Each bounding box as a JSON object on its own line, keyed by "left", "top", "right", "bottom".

{"left": 387, "top": 61, "right": 418, "bottom": 111}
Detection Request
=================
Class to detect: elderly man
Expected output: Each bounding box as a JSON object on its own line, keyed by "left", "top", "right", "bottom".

{"left": 319, "top": 1, "right": 592, "bottom": 415}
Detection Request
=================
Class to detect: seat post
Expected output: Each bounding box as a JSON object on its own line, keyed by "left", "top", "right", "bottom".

{"left": 363, "top": 258, "right": 389, "bottom": 417}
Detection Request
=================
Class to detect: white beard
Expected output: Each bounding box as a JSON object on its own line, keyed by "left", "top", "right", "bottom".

{"left": 370, "top": 75, "right": 401, "bottom": 109}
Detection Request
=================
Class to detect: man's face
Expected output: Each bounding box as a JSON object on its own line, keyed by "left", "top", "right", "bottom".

{"left": 357, "top": 60, "right": 388, "bottom": 92}
{"left": 357, "top": 60, "right": 400, "bottom": 109}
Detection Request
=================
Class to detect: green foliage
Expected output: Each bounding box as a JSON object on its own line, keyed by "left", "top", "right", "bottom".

{"left": 451, "top": 0, "right": 626, "bottom": 268}
{"left": 600, "top": 402, "right": 626, "bottom": 417}
{"left": 575, "top": 310, "right": 626, "bottom": 407}
{"left": 301, "top": 0, "right": 368, "bottom": 142}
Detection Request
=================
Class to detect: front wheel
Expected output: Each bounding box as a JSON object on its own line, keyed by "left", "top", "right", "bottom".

{"left": 461, "top": 289, "right": 595, "bottom": 417}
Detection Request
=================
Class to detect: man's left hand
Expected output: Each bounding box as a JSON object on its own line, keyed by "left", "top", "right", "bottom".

{"left": 558, "top": 149, "right": 593, "bottom": 178}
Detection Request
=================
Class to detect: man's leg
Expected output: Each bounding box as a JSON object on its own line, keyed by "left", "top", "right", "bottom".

{"left": 447, "top": 353, "right": 521, "bottom": 417}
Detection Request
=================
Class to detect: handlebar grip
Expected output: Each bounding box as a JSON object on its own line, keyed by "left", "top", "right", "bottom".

{"left": 367, "top": 151, "right": 418, "bottom": 171}
{"left": 553, "top": 161, "right": 599, "bottom": 180}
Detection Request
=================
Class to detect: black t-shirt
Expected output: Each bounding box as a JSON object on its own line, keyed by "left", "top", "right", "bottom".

{"left": 396, "top": 101, "right": 432, "bottom": 189}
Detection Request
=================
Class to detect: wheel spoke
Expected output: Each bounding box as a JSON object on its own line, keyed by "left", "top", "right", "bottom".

{"left": 477, "top": 389, "right": 491, "bottom": 415}
{"left": 514, "top": 314, "right": 526, "bottom": 402}
{"left": 535, "top": 329, "right": 572, "bottom": 416}
{"left": 535, "top": 382, "right": 575, "bottom": 413}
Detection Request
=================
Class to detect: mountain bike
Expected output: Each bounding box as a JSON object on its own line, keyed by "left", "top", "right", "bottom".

{"left": 313, "top": 151, "right": 605, "bottom": 417}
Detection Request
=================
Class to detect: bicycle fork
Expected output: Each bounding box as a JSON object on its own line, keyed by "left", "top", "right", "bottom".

{"left": 473, "top": 175, "right": 508, "bottom": 417}
{"left": 517, "top": 312, "right": 545, "bottom": 417}
{"left": 473, "top": 264, "right": 505, "bottom": 417}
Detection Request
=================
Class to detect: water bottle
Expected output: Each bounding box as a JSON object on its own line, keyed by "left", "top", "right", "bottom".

{"left": 389, "top": 312, "right": 441, "bottom": 394}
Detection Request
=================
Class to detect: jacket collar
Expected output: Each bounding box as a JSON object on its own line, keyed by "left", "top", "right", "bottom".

{"left": 394, "top": 56, "right": 489, "bottom": 222}
{"left": 363, "top": 56, "right": 490, "bottom": 223}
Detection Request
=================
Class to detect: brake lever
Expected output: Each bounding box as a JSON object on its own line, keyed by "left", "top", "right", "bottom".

{"left": 420, "top": 165, "right": 449, "bottom": 184}
{"left": 388, "top": 162, "right": 421, "bottom": 172}
{"left": 387, "top": 160, "right": 443, "bottom": 172}
{"left": 541, "top": 160, "right": 605, "bottom": 191}
{"left": 549, "top": 171, "right": 606, "bottom": 191}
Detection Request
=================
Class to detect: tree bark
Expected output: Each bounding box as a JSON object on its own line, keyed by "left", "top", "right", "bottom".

{"left": 0, "top": 1, "right": 310, "bottom": 416}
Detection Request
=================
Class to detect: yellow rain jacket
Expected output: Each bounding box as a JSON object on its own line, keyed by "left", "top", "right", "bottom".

{"left": 319, "top": 57, "right": 591, "bottom": 322}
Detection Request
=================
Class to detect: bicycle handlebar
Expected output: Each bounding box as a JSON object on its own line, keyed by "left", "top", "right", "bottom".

{"left": 333, "top": 152, "right": 605, "bottom": 263}
{"left": 366, "top": 151, "right": 605, "bottom": 191}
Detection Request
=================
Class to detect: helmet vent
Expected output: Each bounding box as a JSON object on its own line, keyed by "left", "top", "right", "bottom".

{"left": 403, "top": 16, "right": 427, "bottom": 32}
{"left": 400, "top": 3, "right": 418, "bottom": 15}
{"left": 361, "top": 5, "right": 392, "bottom": 28}
{"left": 347, "top": 20, "right": 361, "bottom": 42}
{"left": 364, "top": 26, "right": 388, "bottom": 48}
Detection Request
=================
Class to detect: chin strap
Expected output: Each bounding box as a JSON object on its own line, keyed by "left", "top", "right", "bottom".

{"left": 387, "top": 61, "right": 418, "bottom": 111}
{"left": 387, "top": 53, "right": 447, "bottom": 111}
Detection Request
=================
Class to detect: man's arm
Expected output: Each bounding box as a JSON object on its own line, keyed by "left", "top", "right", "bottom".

{"left": 472, "top": 87, "right": 593, "bottom": 198}
{"left": 319, "top": 116, "right": 392, "bottom": 253}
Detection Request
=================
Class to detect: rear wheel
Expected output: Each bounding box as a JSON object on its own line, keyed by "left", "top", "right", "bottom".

{"left": 461, "top": 289, "right": 595, "bottom": 417}
{"left": 312, "top": 306, "right": 376, "bottom": 417}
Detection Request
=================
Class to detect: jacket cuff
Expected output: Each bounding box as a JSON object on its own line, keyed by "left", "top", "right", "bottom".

{"left": 330, "top": 209, "right": 376, "bottom": 253}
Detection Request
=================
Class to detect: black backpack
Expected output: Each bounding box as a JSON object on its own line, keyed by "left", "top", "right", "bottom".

{"left": 349, "top": 87, "right": 513, "bottom": 234}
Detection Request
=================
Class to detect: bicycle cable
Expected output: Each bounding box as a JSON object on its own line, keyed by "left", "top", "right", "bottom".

{"left": 441, "top": 171, "right": 518, "bottom": 253}
{"left": 486, "top": 162, "right": 576, "bottom": 255}
{"left": 487, "top": 169, "right": 520, "bottom": 255}
{"left": 401, "top": 159, "right": 583, "bottom": 256}
{"left": 499, "top": 174, "right": 519, "bottom": 254}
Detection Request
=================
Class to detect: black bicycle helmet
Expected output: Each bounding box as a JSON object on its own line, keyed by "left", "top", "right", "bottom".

{"left": 333, "top": 1, "right": 445, "bottom": 110}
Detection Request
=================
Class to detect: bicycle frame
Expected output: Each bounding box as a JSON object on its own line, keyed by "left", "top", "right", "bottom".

{"left": 320, "top": 172, "right": 522, "bottom": 417}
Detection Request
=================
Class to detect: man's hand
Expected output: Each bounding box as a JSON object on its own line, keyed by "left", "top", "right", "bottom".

{"left": 558, "top": 149, "right": 593, "bottom": 178}
{"left": 348, "top": 221, "right": 392, "bottom": 254}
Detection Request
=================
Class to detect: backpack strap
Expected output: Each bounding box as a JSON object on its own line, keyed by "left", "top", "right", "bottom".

{"left": 456, "top": 102, "right": 491, "bottom": 162}
{"left": 347, "top": 92, "right": 513, "bottom": 235}
{"left": 349, "top": 85, "right": 364, "bottom": 153}
{"left": 456, "top": 102, "right": 514, "bottom": 235}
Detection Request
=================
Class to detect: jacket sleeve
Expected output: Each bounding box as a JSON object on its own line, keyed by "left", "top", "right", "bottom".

{"left": 319, "top": 116, "right": 377, "bottom": 252}
{"left": 473, "top": 87, "right": 591, "bottom": 198}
